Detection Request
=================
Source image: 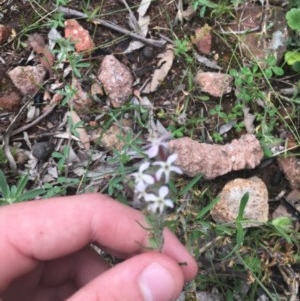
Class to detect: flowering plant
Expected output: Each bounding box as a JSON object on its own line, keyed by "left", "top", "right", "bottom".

{"left": 132, "top": 135, "right": 182, "bottom": 251}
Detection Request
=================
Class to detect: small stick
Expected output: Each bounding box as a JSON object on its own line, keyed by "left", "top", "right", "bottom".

{"left": 57, "top": 6, "right": 166, "bottom": 48}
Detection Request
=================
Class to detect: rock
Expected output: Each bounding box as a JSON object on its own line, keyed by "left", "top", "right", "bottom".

{"left": 70, "top": 77, "right": 93, "bottom": 114}
{"left": 98, "top": 55, "right": 133, "bottom": 108}
{"left": 272, "top": 189, "right": 300, "bottom": 220}
{"left": 0, "top": 24, "right": 10, "bottom": 45}
{"left": 142, "top": 46, "right": 155, "bottom": 59}
{"left": 7, "top": 65, "right": 46, "bottom": 95}
{"left": 192, "top": 24, "right": 212, "bottom": 55}
{"left": 64, "top": 19, "right": 95, "bottom": 55}
{"left": 226, "top": 2, "right": 288, "bottom": 63}
{"left": 169, "top": 134, "right": 263, "bottom": 179}
{"left": 211, "top": 177, "right": 269, "bottom": 228}
{"left": 90, "top": 124, "right": 127, "bottom": 151}
{"left": 32, "top": 141, "right": 54, "bottom": 160}
{"left": 194, "top": 72, "right": 232, "bottom": 97}
{"left": 0, "top": 91, "right": 21, "bottom": 110}
{"left": 277, "top": 156, "right": 300, "bottom": 189}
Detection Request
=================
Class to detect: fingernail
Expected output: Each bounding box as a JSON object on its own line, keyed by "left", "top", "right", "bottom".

{"left": 139, "top": 262, "right": 176, "bottom": 301}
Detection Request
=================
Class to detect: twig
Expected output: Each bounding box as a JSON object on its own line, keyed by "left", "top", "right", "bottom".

{"left": 119, "top": 0, "right": 140, "bottom": 33}
{"left": 10, "top": 104, "right": 57, "bottom": 137}
{"left": 57, "top": 6, "right": 166, "bottom": 48}
{"left": 2, "top": 98, "right": 32, "bottom": 170}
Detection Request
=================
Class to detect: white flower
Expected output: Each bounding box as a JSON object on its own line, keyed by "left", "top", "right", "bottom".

{"left": 144, "top": 186, "right": 174, "bottom": 214}
{"left": 153, "top": 153, "right": 182, "bottom": 183}
{"left": 145, "top": 135, "right": 169, "bottom": 158}
{"left": 132, "top": 161, "right": 154, "bottom": 192}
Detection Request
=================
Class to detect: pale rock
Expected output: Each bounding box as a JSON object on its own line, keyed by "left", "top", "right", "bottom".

{"left": 211, "top": 177, "right": 269, "bottom": 228}
{"left": 7, "top": 65, "right": 46, "bottom": 95}
{"left": 70, "top": 77, "right": 93, "bottom": 114}
{"left": 194, "top": 72, "right": 232, "bottom": 97}
{"left": 169, "top": 134, "right": 263, "bottom": 179}
{"left": 64, "top": 19, "right": 95, "bottom": 55}
{"left": 98, "top": 55, "right": 133, "bottom": 108}
{"left": 277, "top": 156, "right": 300, "bottom": 189}
{"left": 90, "top": 124, "right": 126, "bottom": 151}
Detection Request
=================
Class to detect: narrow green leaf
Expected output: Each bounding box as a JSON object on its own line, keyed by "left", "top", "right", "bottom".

{"left": 0, "top": 169, "right": 9, "bottom": 198}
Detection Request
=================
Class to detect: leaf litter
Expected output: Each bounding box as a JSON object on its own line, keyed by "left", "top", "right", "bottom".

{"left": 0, "top": 0, "right": 300, "bottom": 300}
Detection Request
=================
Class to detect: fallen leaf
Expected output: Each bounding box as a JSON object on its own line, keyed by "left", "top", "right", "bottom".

{"left": 123, "top": 0, "right": 151, "bottom": 53}
{"left": 242, "top": 106, "right": 255, "bottom": 134}
{"left": 142, "top": 44, "right": 174, "bottom": 93}
{"left": 69, "top": 110, "right": 90, "bottom": 151}
{"left": 27, "top": 33, "right": 54, "bottom": 74}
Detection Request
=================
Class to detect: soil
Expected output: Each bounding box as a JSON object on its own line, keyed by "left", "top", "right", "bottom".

{"left": 0, "top": 0, "right": 299, "bottom": 300}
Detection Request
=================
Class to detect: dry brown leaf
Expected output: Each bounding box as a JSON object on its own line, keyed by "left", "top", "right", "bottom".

{"left": 142, "top": 44, "right": 174, "bottom": 93}
{"left": 27, "top": 33, "right": 54, "bottom": 75}
{"left": 69, "top": 110, "right": 90, "bottom": 151}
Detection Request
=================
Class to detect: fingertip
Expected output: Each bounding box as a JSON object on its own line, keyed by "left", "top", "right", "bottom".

{"left": 67, "top": 253, "right": 185, "bottom": 301}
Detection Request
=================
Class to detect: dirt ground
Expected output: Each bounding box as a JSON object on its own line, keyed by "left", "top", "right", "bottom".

{"left": 0, "top": 0, "right": 300, "bottom": 300}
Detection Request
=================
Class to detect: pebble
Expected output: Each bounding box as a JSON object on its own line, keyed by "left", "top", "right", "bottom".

{"left": 194, "top": 72, "right": 233, "bottom": 97}
{"left": 32, "top": 142, "right": 54, "bottom": 160}
{"left": 210, "top": 176, "right": 269, "bottom": 228}
{"left": 64, "top": 19, "right": 95, "bottom": 55}
{"left": 98, "top": 55, "right": 133, "bottom": 108}
{"left": 142, "top": 46, "right": 154, "bottom": 59}
{"left": 7, "top": 65, "right": 46, "bottom": 95}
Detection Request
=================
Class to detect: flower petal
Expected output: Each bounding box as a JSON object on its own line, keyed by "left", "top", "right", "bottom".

{"left": 144, "top": 192, "right": 157, "bottom": 202}
{"left": 167, "top": 153, "right": 178, "bottom": 164}
{"left": 164, "top": 199, "right": 174, "bottom": 208}
{"left": 159, "top": 186, "right": 169, "bottom": 198}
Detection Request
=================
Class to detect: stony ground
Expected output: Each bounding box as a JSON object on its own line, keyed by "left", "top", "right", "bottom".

{"left": 0, "top": 0, "right": 300, "bottom": 300}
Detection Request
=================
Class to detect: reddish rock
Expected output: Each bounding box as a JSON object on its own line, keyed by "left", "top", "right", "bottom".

{"left": 98, "top": 55, "right": 133, "bottom": 108}
{"left": 64, "top": 19, "right": 95, "bottom": 55}
{"left": 194, "top": 72, "right": 232, "bottom": 97}
{"left": 7, "top": 65, "right": 46, "bottom": 95}
{"left": 192, "top": 24, "right": 212, "bottom": 55}
{"left": 169, "top": 134, "right": 263, "bottom": 179}
{"left": 0, "top": 24, "right": 11, "bottom": 45}
{"left": 0, "top": 91, "right": 21, "bottom": 110}
{"left": 211, "top": 177, "right": 269, "bottom": 228}
{"left": 277, "top": 156, "right": 300, "bottom": 189}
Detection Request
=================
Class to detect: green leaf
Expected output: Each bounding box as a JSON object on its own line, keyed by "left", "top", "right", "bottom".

{"left": 286, "top": 8, "right": 300, "bottom": 31}
{"left": 292, "top": 61, "right": 300, "bottom": 73}
{"left": 0, "top": 169, "right": 9, "bottom": 199}
{"left": 15, "top": 175, "right": 29, "bottom": 198}
{"left": 196, "top": 196, "right": 220, "bottom": 220}
{"left": 179, "top": 174, "right": 202, "bottom": 196}
{"left": 17, "top": 189, "right": 45, "bottom": 202}
{"left": 272, "top": 66, "right": 284, "bottom": 76}
{"left": 284, "top": 51, "right": 300, "bottom": 65}
{"left": 237, "top": 192, "right": 249, "bottom": 221}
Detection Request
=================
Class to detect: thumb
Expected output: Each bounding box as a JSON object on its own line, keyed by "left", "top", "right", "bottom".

{"left": 67, "top": 253, "right": 185, "bottom": 301}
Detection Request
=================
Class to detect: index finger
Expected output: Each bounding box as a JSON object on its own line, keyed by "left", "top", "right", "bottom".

{"left": 0, "top": 194, "right": 197, "bottom": 290}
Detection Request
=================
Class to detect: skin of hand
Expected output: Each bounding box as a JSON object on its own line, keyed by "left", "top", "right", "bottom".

{"left": 0, "top": 193, "right": 198, "bottom": 301}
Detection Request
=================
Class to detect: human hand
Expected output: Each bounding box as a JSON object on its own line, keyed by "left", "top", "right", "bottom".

{"left": 0, "top": 194, "right": 198, "bottom": 301}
